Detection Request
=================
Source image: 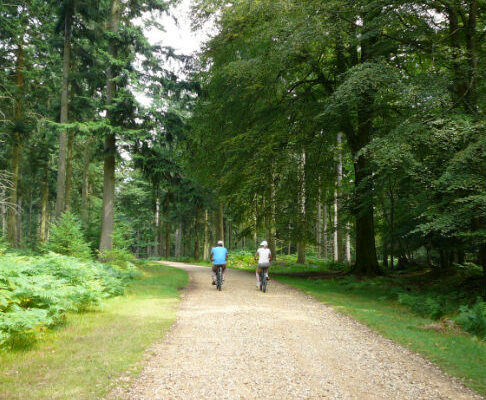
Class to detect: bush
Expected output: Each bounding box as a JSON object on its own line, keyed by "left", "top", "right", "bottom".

{"left": 43, "top": 211, "right": 92, "bottom": 259}
{"left": 455, "top": 299, "right": 486, "bottom": 340}
{"left": 397, "top": 293, "right": 445, "bottom": 320}
{"left": 0, "top": 253, "right": 137, "bottom": 349}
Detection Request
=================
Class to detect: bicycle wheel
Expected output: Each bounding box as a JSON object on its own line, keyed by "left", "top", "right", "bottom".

{"left": 261, "top": 273, "right": 267, "bottom": 293}
{"left": 216, "top": 267, "right": 222, "bottom": 291}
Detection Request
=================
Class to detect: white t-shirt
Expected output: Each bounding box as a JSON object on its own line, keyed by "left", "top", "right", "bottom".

{"left": 257, "top": 247, "right": 271, "bottom": 264}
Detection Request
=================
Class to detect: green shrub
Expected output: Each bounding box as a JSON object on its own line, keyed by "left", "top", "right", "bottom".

{"left": 0, "top": 253, "right": 137, "bottom": 349}
{"left": 455, "top": 299, "right": 486, "bottom": 340}
{"left": 0, "top": 236, "right": 8, "bottom": 255}
{"left": 397, "top": 293, "right": 444, "bottom": 320}
{"left": 44, "top": 211, "right": 92, "bottom": 259}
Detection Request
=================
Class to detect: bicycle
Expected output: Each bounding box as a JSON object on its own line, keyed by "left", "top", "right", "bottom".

{"left": 216, "top": 265, "right": 224, "bottom": 291}
{"left": 259, "top": 267, "right": 268, "bottom": 293}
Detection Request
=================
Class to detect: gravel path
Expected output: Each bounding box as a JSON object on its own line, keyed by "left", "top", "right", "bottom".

{"left": 108, "top": 262, "right": 481, "bottom": 400}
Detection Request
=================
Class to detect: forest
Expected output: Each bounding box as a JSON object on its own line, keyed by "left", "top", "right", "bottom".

{"left": 0, "top": 0, "right": 485, "bottom": 397}
{"left": 1, "top": 0, "right": 485, "bottom": 275}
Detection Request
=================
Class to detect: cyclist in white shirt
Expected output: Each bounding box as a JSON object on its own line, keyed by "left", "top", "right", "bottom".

{"left": 254, "top": 241, "right": 272, "bottom": 289}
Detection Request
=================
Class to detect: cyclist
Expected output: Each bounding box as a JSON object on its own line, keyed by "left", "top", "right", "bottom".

{"left": 254, "top": 240, "right": 271, "bottom": 289}
{"left": 210, "top": 240, "right": 228, "bottom": 285}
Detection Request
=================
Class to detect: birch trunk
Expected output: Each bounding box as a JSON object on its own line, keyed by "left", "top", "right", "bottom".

{"left": 154, "top": 197, "right": 160, "bottom": 257}
{"left": 334, "top": 132, "right": 343, "bottom": 262}
{"left": 297, "top": 152, "right": 306, "bottom": 264}
{"left": 323, "top": 202, "right": 328, "bottom": 259}
{"left": 203, "top": 209, "right": 209, "bottom": 259}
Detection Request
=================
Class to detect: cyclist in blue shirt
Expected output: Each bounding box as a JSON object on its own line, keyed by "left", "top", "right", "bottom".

{"left": 210, "top": 240, "right": 228, "bottom": 285}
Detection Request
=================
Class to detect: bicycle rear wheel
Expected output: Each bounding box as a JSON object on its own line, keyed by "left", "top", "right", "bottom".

{"left": 216, "top": 267, "right": 222, "bottom": 291}
{"left": 259, "top": 269, "right": 266, "bottom": 292}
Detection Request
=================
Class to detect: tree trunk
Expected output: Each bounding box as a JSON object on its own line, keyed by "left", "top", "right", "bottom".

{"left": 154, "top": 196, "right": 160, "bottom": 257}
{"left": 81, "top": 138, "right": 92, "bottom": 224}
{"left": 165, "top": 222, "right": 171, "bottom": 257}
{"left": 28, "top": 188, "right": 33, "bottom": 240}
{"left": 345, "top": 222, "right": 351, "bottom": 263}
{"left": 334, "top": 132, "right": 343, "bottom": 262}
{"left": 203, "top": 209, "right": 209, "bottom": 260}
{"left": 269, "top": 172, "right": 277, "bottom": 261}
{"left": 217, "top": 203, "right": 224, "bottom": 243}
{"left": 16, "top": 196, "right": 22, "bottom": 246}
{"left": 253, "top": 195, "right": 258, "bottom": 246}
{"left": 464, "top": 0, "right": 478, "bottom": 112}
{"left": 297, "top": 152, "right": 306, "bottom": 264}
{"left": 175, "top": 224, "right": 182, "bottom": 257}
{"left": 194, "top": 209, "right": 200, "bottom": 260}
{"left": 39, "top": 162, "right": 49, "bottom": 242}
{"left": 55, "top": 5, "right": 73, "bottom": 219}
{"left": 1, "top": 185, "right": 6, "bottom": 236}
{"left": 317, "top": 185, "right": 322, "bottom": 257}
{"left": 64, "top": 132, "right": 74, "bottom": 211}
{"left": 323, "top": 202, "right": 328, "bottom": 259}
{"left": 99, "top": 0, "right": 121, "bottom": 253}
{"left": 343, "top": 10, "right": 380, "bottom": 275}
{"left": 7, "top": 43, "right": 24, "bottom": 248}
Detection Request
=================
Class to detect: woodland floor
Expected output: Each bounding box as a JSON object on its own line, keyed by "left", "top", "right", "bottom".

{"left": 107, "top": 261, "right": 482, "bottom": 400}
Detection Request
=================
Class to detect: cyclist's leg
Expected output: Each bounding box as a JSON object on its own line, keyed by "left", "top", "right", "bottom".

{"left": 222, "top": 265, "right": 226, "bottom": 281}
{"left": 211, "top": 265, "right": 217, "bottom": 284}
{"left": 256, "top": 266, "right": 261, "bottom": 287}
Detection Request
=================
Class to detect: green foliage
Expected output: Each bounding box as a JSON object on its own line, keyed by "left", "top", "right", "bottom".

{"left": 43, "top": 212, "right": 92, "bottom": 259}
{"left": 455, "top": 299, "right": 486, "bottom": 340}
{"left": 0, "top": 253, "right": 137, "bottom": 349}
{"left": 397, "top": 293, "right": 444, "bottom": 320}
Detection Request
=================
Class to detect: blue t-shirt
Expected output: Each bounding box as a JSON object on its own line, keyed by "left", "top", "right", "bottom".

{"left": 211, "top": 246, "right": 228, "bottom": 265}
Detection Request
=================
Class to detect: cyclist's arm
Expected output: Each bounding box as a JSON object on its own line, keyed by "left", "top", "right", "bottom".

{"left": 210, "top": 250, "right": 214, "bottom": 262}
{"left": 269, "top": 250, "right": 272, "bottom": 262}
{"left": 225, "top": 249, "right": 228, "bottom": 261}
{"left": 254, "top": 250, "right": 258, "bottom": 261}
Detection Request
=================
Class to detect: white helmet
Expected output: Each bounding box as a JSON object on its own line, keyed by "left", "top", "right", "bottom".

{"left": 260, "top": 241, "right": 268, "bottom": 247}
{"left": 217, "top": 240, "right": 224, "bottom": 245}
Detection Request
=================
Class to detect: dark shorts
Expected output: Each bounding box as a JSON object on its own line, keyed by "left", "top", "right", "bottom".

{"left": 212, "top": 264, "right": 226, "bottom": 272}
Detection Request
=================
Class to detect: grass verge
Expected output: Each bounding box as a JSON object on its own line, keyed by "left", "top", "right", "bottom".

{"left": 275, "top": 275, "right": 486, "bottom": 396}
{"left": 0, "top": 263, "right": 187, "bottom": 400}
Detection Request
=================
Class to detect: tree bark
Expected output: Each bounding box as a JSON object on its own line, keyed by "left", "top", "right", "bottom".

{"left": 7, "top": 43, "right": 24, "bottom": 248}
{"left": 217, "top": 203, "right": 224, "bottom": 243}
{"left": 323, "top": 201, "right": 328, "bottom": 259}
{"left": 16, "top": 196, "right": 22, "bottom": 246}
{"left": 99, "top": 0, "right": 121, "bottom": 253}
{"left": 343, "top": 16, "right": 380, "bottom": 274}
{"left": 39, "top": 163, "right": 49, "bottom": 242}
{"left": 55, "top": 5, "right": 73, "bottom": 219}
{"left": 175, "top": 223, "right": 182, "bottom": 257}
{"left": 297, "top": 152, "right": 306, "bottom": 264}
{"left": 269, "top": 172, "right": 277, "bottom": 260}
{"left": 81, "top": 138, "right": 92, "bottom": 224}
{"left": 464, "top": 0, "right": 478, "bottom": 112}
{"left": 334, "top": 132, "right": 343, "bottom": 262}
{"left": 194, "top": 209, "right": 200, "bottom": 260}
{"left": 317, "top": 184, "right": 322, "bottom": 257}
{"left": 64, "top": 132, "right": 74, "bottom": 211}
{"left": 1, "top": 185, "right": 6, "bottom": 237}
{"left": 345, "top": 222, "right": 351, "bottom": 263}
{"left": 203, "top": 209, "right": 209, "bottom": 259}
{"left": 154, "top": 196, "right": 160, "bottom": 257}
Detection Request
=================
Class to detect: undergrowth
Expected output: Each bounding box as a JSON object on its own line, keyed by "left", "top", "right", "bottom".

{"left": 0, "top": 252, "right": 139, "bottom": 349}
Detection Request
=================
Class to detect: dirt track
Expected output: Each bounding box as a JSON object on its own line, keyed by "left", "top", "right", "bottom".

{"left": 108, "top": 262, "right": 481, "bottom": 400}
